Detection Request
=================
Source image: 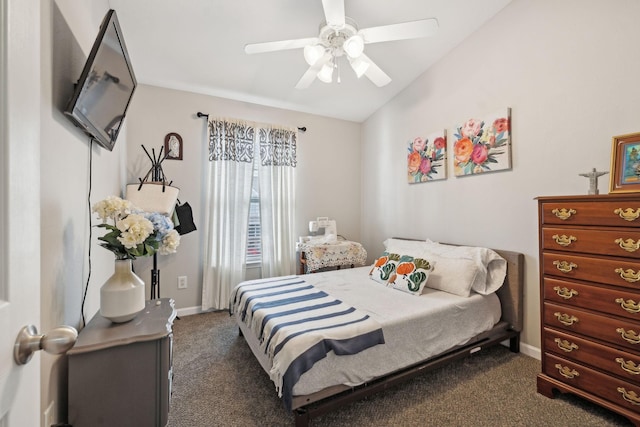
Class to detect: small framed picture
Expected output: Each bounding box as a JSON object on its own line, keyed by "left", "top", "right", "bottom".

{"left": 164, "top": 132, "right": 183, "bottom": 160}
{"left": 610, "top": 132, "right": 640, "bottom": 193}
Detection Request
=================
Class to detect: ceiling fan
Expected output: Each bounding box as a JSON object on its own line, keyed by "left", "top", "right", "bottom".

{"left": 244, "top": 0, "right": 438, "bottom": 89}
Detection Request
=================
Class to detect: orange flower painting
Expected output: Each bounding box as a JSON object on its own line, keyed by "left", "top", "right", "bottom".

{"left": 407, "top": 130, "right": 447, "bottom": 184}
{"left": 453, "top": 108, "right": 512, "bottom": 176}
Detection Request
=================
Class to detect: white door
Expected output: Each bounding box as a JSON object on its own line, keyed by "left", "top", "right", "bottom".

{"left": 0, "top": 0, "right": 41, "bottom": 426}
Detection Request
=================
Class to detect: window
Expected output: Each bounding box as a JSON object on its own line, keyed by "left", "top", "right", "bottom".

{"left": 246, "top": 163, "right": 261, "bottom": 265}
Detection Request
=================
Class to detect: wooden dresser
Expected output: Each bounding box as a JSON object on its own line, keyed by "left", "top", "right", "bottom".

{"left": 537, "top": 194, "right": 640, "bottom": 426}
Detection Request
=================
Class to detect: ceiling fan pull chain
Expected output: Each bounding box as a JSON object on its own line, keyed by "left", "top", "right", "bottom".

{"left": 336, "top": 59, "right": 341, "bottom": 83}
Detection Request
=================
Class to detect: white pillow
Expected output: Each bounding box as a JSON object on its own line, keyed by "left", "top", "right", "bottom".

{"left": 425, "top": 256, "right": 480, "bottom": 297}
{"left": 421, "top": 242, "right": 507, "bottom": 295}
{"left": 383, "top": 238, "right": 430, "bottom": 257}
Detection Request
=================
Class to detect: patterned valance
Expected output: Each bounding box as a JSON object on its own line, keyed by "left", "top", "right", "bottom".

{"left": 259, "top": 127, "right": 297, "bottom": 167}
{"left": 208, "top": 119, "right": 255, "bottom": 163}
{"left": 209, "top": 118, "right": 297, "bottom": 168}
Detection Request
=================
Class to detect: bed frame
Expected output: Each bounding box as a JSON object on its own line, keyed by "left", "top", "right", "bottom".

{"left": 238, "top": 246, "right": 524, "bottom": 427}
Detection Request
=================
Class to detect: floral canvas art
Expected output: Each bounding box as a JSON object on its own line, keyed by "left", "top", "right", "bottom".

{"left": 407, "top": 131, "right": 447, "bottom": 183}
{"left": 453, "top": 108, "right": 512, "bottom": 176}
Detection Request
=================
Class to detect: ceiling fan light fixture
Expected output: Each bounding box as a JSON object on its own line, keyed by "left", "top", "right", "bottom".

{"left": 317, "top": 62, "right": 334, "bottom": 83}
{"left": 303, "top": 44, "right": 325, "bottom": 66}
{"left": 343, "top": 35, "right": 364, "bottom": 58}
{"left": 348, "top": 57, "right": 370, "bottom": 78}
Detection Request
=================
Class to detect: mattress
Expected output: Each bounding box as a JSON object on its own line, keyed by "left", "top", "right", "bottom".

{"left": 235, "top": 265, "right": 501, "bottom": 397}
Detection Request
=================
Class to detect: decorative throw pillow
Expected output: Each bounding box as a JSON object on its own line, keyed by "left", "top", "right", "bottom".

{"left": 369, "top": 252, "right": 400, "bottom": 285}
{"left": 387, "top": 255, "right": 433, "bottom": 296}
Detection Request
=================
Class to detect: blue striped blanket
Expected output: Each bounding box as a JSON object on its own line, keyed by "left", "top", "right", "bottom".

{"left": 229, "top": 276, "right": 385, "bottom": 410}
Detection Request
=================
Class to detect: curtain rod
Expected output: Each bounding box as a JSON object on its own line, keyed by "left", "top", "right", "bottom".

{"left": 196, "top": 112, "right": 306, "bottom": 132}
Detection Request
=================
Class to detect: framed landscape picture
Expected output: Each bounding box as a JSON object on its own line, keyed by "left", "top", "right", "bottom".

{"left": 610, "top": 132, "right": 640, "bottom": 193}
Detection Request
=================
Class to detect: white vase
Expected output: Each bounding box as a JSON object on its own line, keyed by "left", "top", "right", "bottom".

{"left": 100, "top": 259, "right": 146, "bottom": 323}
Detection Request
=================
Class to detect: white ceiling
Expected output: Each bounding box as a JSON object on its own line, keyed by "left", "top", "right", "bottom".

{"left": 109, "top": 0, "right": 513, "bottom": 122}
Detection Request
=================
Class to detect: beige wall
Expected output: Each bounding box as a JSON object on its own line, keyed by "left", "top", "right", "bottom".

{"left": 359, "top": 0, "right": 640, "bottom": 355}
{"left": 125, "top": 85, "right": 362, "bottom": 310}
{"left": 40, "top": 0, "right": 126, "bottom": 422}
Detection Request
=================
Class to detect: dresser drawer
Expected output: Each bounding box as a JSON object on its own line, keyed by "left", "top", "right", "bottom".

{"left": 542, "top": 252, "right": 640, "bottom": 291}
{"left": 544, "top": 328, "right": 640, "bottom": 383}
{"left": 542, "top": 227, "right": 640, "bottom": 259}
{"left": 544, "top": 302, "right": 640, "bottom": 352}
{"left": 544, "top": 352, "right": 640, "bottom": 414}
{"left": 541, "top": 201, "right": 640, "bottom": 227}
{"left": 544, "top": 277, "right": 640, "bottom": 320}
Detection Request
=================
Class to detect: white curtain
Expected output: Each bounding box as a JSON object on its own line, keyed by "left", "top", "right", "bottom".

{"left": 201, "top": 119, "right": 254, "bottom": 311}
{"left": 258, "top": 126, "right": 297, "bottom": 277}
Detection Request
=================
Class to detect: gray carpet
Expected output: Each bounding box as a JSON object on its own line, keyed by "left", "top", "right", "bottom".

{"left": 167, "top": 310, "right": 633, "bottom": 427}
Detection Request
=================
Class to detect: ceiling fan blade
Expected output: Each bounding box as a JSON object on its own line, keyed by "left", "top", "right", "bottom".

{"left": 359, "top": 18, "right": 438, "bottom": 44}
{"left": 321, "top": 0, "right": 345, "bottom": 30}
{"left": 360, "top": 53, "right": 391, "bottom": 87}
{"left": 245, "top": 37, "right": 319, "bottom": 54}
{"left": 295, "top": 54, "right": 332, "bottom": 89}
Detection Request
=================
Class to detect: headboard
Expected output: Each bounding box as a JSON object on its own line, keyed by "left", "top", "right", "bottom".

{"left": 392, "top": 238, "right": 524, "bottom": 333}
{"left": 491, "top": 248, "right": 524, "bottom": 332}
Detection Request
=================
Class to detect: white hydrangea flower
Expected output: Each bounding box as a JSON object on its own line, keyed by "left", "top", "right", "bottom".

{"left": 92, "top": 196, "right": 134, "bottom": 223}
{"left": 116, "top": 214, "right": 154, "bottom": 249}
{"left": 158, "top": 229, "right": 181, "bottom": 255}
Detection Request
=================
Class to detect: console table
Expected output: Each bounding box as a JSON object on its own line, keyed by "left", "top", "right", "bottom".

{"left": 68, "top": 298, "right": 177, "bottom": 427}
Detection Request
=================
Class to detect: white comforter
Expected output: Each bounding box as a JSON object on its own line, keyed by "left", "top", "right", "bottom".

{"left": 283, "top": 266, "right": 501, "bottom": 396}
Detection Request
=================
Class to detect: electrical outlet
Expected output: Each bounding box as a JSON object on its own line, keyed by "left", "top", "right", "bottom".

{"left": 44, "top": 400, "right": 55, "bottom": 427}
{"left": 178, "top": 276, "right": 187, "bottom": 289}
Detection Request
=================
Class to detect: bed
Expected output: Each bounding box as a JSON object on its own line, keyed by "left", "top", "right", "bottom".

{"left": 230, "top": 239, "right": 524, "bottom": 426}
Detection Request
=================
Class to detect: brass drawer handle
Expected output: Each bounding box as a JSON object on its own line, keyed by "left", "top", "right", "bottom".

{"left": 553, "top": 286, "right": 578, "bottom": 299}
{"left": 616, "top": 357, "right": 640, "bottom": 375}
{"left": 552, "top": 208, "right": 576, "bottom": 220}
{"left": 615, "top": 268, "right": 640, "bottom": 283}
{"left": 552, "top": 234, "right": 577, "bottom": 247}
{"left": 554, "top": 312, "right": 579, "bottom": 326}
{"left": 554, "top": 338, "right": 578, "bottom": 352}
{"left": 615, "top": 208, "right": 640, "bottom": 222}
{"left": 618, "top": 387, "right": 640, "bottom": 405}
{"left": 617, "top": 328, "right": 640, "bottom": 344}
{"left": 553, "top": 260, "right": 577, "bottom": 273}
{"left": 554, "top": 363, "right": 579, "bottom": 379}
{"left": 616, "top": 298, "right": 640, "bottom": 314}
{"left": 615, "top": 238, "right": 640, "bottom": 253}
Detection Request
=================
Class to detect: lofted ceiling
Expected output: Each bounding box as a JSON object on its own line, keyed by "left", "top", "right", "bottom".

{"left": 109, "top": 0, "right": 513, "bottom": 122}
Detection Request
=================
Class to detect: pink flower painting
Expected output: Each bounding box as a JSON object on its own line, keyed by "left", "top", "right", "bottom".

{"left": 407, "top": 131, "right": 447, "bottom": 184}
{"left": 453, "top": 108, "right": 512, "bottom": 176}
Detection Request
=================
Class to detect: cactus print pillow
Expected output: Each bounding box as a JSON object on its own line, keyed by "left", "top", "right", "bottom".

{"left": 369, "top": 252, "right": 400, "bottom": 285}
{"left": 387, "top": 256, "right": 434, "bottom": 295}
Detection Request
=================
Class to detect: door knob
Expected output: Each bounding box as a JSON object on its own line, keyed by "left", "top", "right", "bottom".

{"left": 14, "top": 324, "right": 78, "bottom": 365}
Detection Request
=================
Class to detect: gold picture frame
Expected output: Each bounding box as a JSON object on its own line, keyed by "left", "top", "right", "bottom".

{"left": 610, "top": 132, "right": 640, "bottom": 193}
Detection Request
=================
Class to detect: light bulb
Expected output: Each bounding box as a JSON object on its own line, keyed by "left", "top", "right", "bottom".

{"left": 317, "top": 62, "right": 334, "bottom": 83}
{"left": 304, "top": 44, "right": 325, "bottom": 66}
{"left": 343, "top": 35, "right": 364, "bottom": 58}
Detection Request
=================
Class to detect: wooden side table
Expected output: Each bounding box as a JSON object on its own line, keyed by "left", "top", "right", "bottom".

{"left": 68, "top": 298, "right": 177, "bottom": 427}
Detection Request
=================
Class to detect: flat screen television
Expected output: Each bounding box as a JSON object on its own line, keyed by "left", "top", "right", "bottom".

{"left": 64, "top": 9, "right": 137, "bottom": 151}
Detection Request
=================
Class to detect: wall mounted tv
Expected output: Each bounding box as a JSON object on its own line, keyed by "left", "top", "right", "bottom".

{"left": 64, "top": 9, "right": 137, "bottom": 151}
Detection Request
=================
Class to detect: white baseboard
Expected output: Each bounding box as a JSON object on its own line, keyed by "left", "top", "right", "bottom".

{"left": 176, "top": 305, "right": 206, "bottom": 317}
{"left": 520, "top": 342, "right": 541, "bottom": 360}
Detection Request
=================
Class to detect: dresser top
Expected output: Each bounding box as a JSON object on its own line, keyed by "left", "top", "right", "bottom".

{"left": 69, "top": 298, "right": 177, "bottom": 354}
{"left": 537, "top": 193, "right": 640, "bottom": 202}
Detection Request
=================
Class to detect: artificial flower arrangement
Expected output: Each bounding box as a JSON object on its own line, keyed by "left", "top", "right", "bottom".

{"left": 92, "top": 196, "right": 180, "bottom": 259}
